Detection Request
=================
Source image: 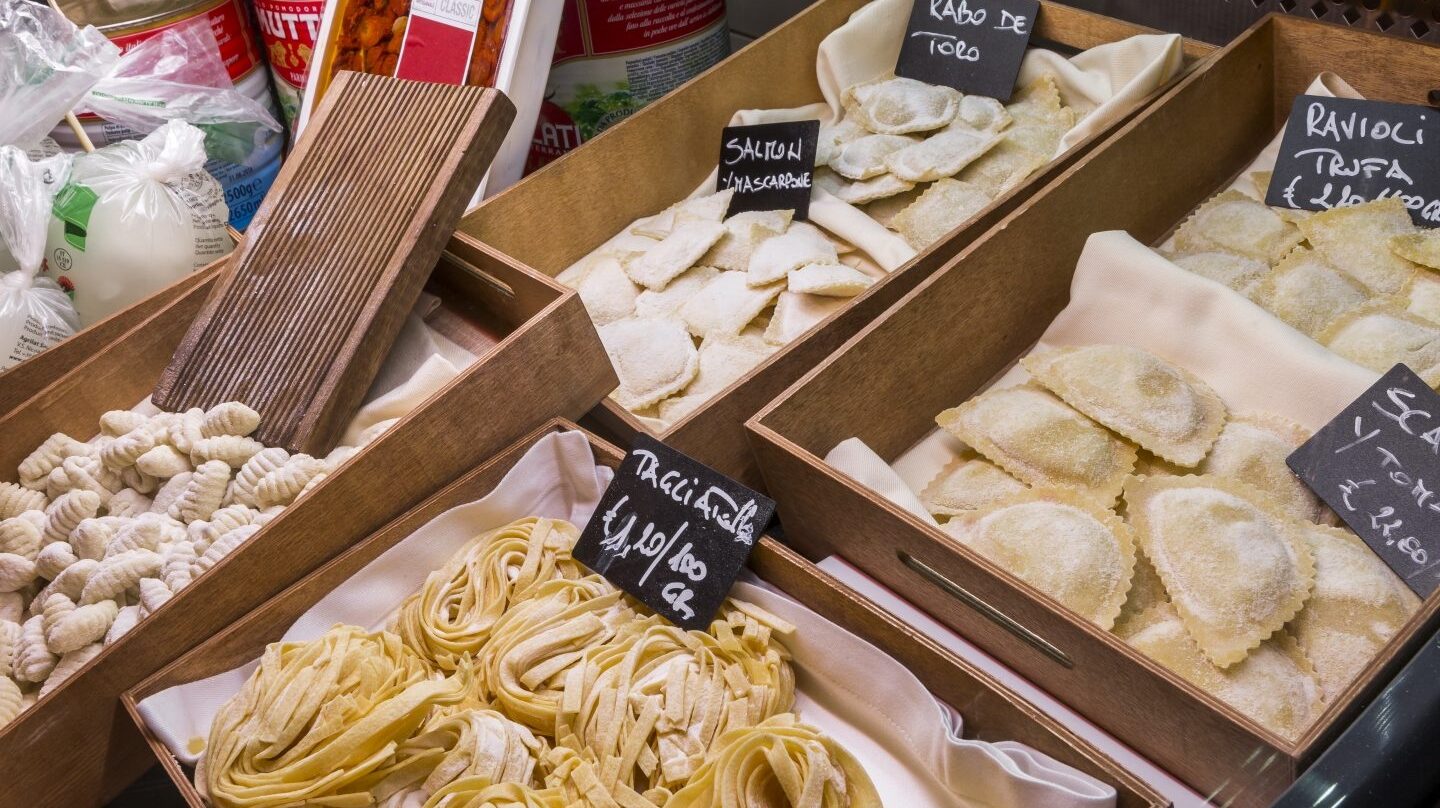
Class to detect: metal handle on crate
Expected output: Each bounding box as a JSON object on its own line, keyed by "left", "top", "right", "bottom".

{"left": 898, "top": 551, "right": 1074, "bottom": 668}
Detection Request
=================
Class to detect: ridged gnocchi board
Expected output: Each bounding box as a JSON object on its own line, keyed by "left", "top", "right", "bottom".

{"left": 152, "top": 72, "right": 516, "bottom": 455}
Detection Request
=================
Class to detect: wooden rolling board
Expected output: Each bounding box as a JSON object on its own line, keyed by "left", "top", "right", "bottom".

{"left": 153, "top": 71, "right": 515, "bottom": 454}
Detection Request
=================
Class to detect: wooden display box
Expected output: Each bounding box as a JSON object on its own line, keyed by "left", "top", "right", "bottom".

{"left": 746, "top": 14, "right": 1440, "bottom": 807}
{"left": 457, "top": 0, "right": 1211, "bottom": 488}
{"left": 0, "top": 234, "right": 614, "bottom": 808}
{"left": 0, "top": 261, "right": 223, "bottom": 417}
{"left": 123, "top": 419, "right": 1169, "bottom": 808}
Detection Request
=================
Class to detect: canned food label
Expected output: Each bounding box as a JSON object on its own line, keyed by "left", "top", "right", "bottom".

{"left": 108, "top": 0, "right": 261, "bottom": 83}
{"left": 396, "top": 0, "right": 484, "bottom": 84}
{"left": 253, "top": 0, "right": 324, "bottom": 127}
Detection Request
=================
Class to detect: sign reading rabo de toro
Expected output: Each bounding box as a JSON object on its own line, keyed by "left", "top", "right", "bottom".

{"left": 574, "top": 435, "right": 777, "bottom": 630}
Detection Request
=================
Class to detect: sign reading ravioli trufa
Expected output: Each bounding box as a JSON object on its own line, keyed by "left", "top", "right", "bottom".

{"left": 1288, "top": 364, "right": 1440, "bottom": 597}
{"left": 717, "top": 120, "right": 819, "bottom": 220}
{"left": 1266, "top": 95, "right": 1440, "bottom": 226}
{"left": 574, "top": 435, "right": 777, "bottom": 631}
{"left": 895, "top": 0, "right": 1040, "bottom": 102}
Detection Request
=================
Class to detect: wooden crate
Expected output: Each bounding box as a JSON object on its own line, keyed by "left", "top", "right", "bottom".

{"left": 0, "top": 233, "right": 614, "bottom": 808}
{"left": 123, "top": 418, "right": 1169, "bottom": 808}
{"left": 457, "top": 0, "right": 1212, "bottom": 488}
{"left": 746, "top": 14, "right": 1440, "bottom": 807}
{"left": 0, "top": 260, "right": 223, "bottom": 417}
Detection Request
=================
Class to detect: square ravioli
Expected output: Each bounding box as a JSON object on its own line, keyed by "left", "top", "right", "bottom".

{"left": 1174, "top": 190, "right": 1304, "bottom": 264}
{"left": 1251, "top": 247, "right": 1371, "bottom": 338}
{"left": 890, "top": 178, "right": 993, "bottom": 250}
{"left": 1297, "top": 197, "right": 1419, "bottom": 294}
{"left": 680, "top": 271, "right": 783, "bottom": 339}
{"left": 919, "top": 451, "right": 1027, "bottom": 517}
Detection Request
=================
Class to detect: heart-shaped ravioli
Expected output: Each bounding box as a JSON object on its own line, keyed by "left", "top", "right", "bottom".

{"left": 943, "top": 489, "right": 1135, "bottom": 629}
{"left": 1124, "top": 475, "right": 1315, "bottom": 668}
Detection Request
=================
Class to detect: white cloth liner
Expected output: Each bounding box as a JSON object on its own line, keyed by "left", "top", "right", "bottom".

{"left": 690, "top": 0, "right": 1185, "bottom": 274}
{"left": 826, "top": 229, "right": 1380, "bottom": 520}
{"left": 139, "top": 430, "right": 1118, "bottom": 808}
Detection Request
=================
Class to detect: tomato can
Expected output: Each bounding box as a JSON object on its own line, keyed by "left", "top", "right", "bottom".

{"left": 251, "top": 0, "right": 324, "bottom": 130}
{"left": 525, "top": 0, "right": 730, "bottom": 175}
{"left": 51, "top": 0, "right": 284, "bottom": 231}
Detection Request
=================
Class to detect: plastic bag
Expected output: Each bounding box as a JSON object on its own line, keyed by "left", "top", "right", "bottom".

{"left": 0, "top": 0, "right": 118, "bottom": 148}
{"left": 0, "top": 145, "right": 80, "bottom": 370}
{"left": 44, "top": 120, "right": 229, "bottom": 325}
{"left": 74, "top": 19, "right": 282, "bottom": 164}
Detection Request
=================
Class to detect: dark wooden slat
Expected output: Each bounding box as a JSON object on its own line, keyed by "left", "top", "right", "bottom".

{"left": 153, "top": 72, "right": 515, "bottom": 454}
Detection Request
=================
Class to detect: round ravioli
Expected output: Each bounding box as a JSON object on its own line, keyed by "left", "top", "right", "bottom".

{"left": 1198, "top": 414, "right": 1322, "bottom": 523}
{"left": 1126, "top": 605, "right": 1323, "bottom": 741}
{"left": 1124, "top": 475, "right": 1315, "bottom": 668}
{"left": 1022, "top": 345, "right": 1227, "bottom": 467}
{"left": 1291, "top": 524, "right": 1420, "bottom": 700}
{"left": 937, "top": 384, "right": 1137, "bottom": 503}
{"left": 943, "top": 490, "right": 1135, "bottom": 629}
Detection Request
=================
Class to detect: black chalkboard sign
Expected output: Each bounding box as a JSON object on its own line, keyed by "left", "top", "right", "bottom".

{"left": 717, "top": 120, "right": 819, "bottom": 221}
{"left": 894, "top": 0, "right": 1040, "bottom": 102}
{"left": 574, "top": 436, "right": 777, "bottom": 631}
{"left": 1288, "top": 364, "right": 1440, "bottom": 598}
{"left": 1265, "top": 95, "right": 1440, "bottom": 227}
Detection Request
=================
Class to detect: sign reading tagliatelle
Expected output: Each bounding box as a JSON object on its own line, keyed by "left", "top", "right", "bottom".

{"left": 1289, "top": 363, "right": 1440, "bottom": 597}
{"left": 574, "top": 435, "right": 776, "bottom": 630}
{"left": 716, "top": 120, "right": 819, "bottom": 220}
{"left": 895, "top": 0, "right": 1040, "bottom": 101}
{"left": 1266, "top": 95, "right": 1440, "bottom": 226}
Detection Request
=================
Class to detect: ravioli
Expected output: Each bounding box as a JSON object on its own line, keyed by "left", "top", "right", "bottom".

{"left": 1318, "top": 300, "right": 1440, "bottom": 382}
{"left": 1124, "top": 604, "right": 1323, "bottom": 741}
{"left": 702, "top": 209, "right": 793, "bottom": 271}
{"left": 1124, "top": 475, "right": 1316, "bottom": 668}
{"left": 884, "top": 128, "right": 1003, "bottom": 182}
{"left": 1252, "top": 247, "right": 1371, "bottom": 338}
{"left": 1174, "top": 190, "right": 1304, "bottom": 264}
{"left": 680, "top": 271, "right": 784, "bottom": 338}
{"left": 633, "top": 265, "right": 721, "bottom": 319}
{"left": 787, "top": 263, "right": 874, "bottom": 297}
{"left": 1401, "top": 272, "right": 1440, "bottom": 324}
{"left": 815, "top": 168, "right": 916, "bottom": 205}
{"left": 843, "top": 75, "right": 960, "bottom": 134}
{"left": 1391, "top": 229, "right": 1440, "bottom": 271}
{"left": 956, "top": 139, "right": 1048, "bottom": 198}
{"left": 937, "top": 383, "right": 1136, "bottom": 502}
{"left": 952, "top": 95, "right": 1011, "bottom": 134}
{"left": 919, "top": 451, "right": 1027, "bottom": 517}
{"left": 763, "top": 292, "right": 846, "bottom": 346}
{"left": 814, "top": 116, "right": 869, "bottom": 166}
{"left": 574, "top": 255, "right": 640, "bottom": 326}
{"left": 890, "top": 178, "right": 993, "bottom": 250}
{"left": 1298, "top": 198, "right": 1419, "bottom": 294}
{"left": 864, "top": 186, "right": 926, "bottom": 227}
{"left": 944, "top": 490, "right": 1135, "bottom": 629}
{"left": 1023, "top": 345, "right": 1226, "bottom": 467}
{"left": 1110, "top": 546, "right": 1169, "bottom": 639}
{"left": 1198, "top": 414, "right": 1321, "bottom": 523}
{"left": 623, "top": 220, "right": 726, "bottom": 291}
{"left": 1290, "top": 524, "right": 1420, "bottom": 700}
{"left": 829, "top": 133, "right": 919, "bottom": 180}
{"left": 598, "top": 317, "right": 699, "bottom": 412}
{"left": 747, "top": 223, "right": 839, "bottom": 286}
{"left": 1167, "top": 251, "right": 1270, "bottom": 298}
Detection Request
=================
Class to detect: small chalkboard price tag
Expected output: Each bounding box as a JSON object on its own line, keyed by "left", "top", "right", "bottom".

{"left": 1288, "top": 364, "right": 1440, "bottom": 598}
{"left": 1266, "top": 95, "right": 1440, "bottom": 226}
{"left": 574, "top": 436, "right": 777, "bottom": 631}
{"left": 894, "top": 0, "right": 1040, "bottom": 102}
{"left": 717, "top": 120, "right": 819, "bottom": 221}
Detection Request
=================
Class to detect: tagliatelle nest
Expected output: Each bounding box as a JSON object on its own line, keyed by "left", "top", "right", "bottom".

{"left": 199, "top": 626, "right": 471, "bottom": 808}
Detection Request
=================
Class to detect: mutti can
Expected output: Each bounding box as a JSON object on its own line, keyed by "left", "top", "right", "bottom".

{"left": 252, "top": 0, "right": 324, "bottom": 130}
{"left": 51, "top": 0, "right": 285, "bottom": 230}
{"left": 526, "top": 0, "right": 729, "bottom": 174}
